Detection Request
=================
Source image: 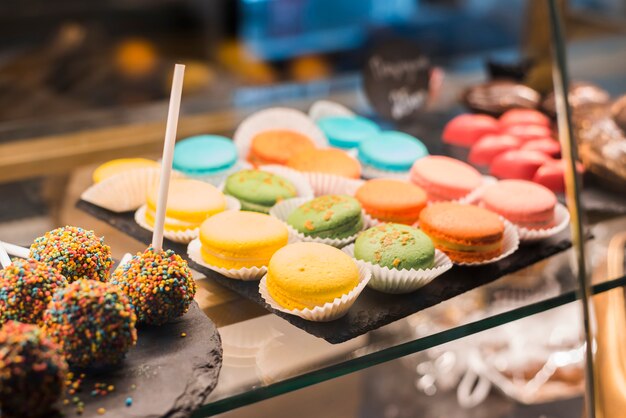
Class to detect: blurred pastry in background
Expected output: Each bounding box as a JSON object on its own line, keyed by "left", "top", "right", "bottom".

{"left": 217, "top": 39, "right": 277, "bottom": 85}
{"left": 542, "top": 81, "right": 610, "bottom": 117}
{"left": 114, "top": 37, "right": 159, "bottom": 80}
{"left": 289, "top": 55, "right": 332, "bottom": 82}
{"left": 462, "top": 80, "right": 541, "bottom": 116}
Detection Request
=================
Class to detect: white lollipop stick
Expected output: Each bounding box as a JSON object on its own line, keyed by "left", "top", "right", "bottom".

{"left": 0, "top": 241, "right": 29, "bottom": 259}
{"left": 0, "top": 242, "right": 11, "bottom": 268}
{"left": 114, "top": 253, "right": 133, "bottom": 273}
{"left": 152, "top": 64, "right": 185, "bottom": 252}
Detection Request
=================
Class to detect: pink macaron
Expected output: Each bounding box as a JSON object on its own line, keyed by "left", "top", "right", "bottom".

{"left": 503, "top": 124, "right": 553, "bottom": 143}
{"left": 499, "top": 109, "right": 551, "bottom": 128}
{"left": 533, "top": 159, "right": 584, "bottom": 193}
{"left": 442, "top": 114, "right": 500, "bottom": 147}
{"left": 521, "top": 138, "right": 561, "bottom": 158}
{"left": 468, "top": 134, "right": 522, "bottom": 166}
{"left": 491, "top": 149, "right": 553, "bottom": 180}
{"left": 480, "top": 179, "right": 557, "bottom": 229}
{"left": 410, "top": 155, "right": 483, "bottom": 201}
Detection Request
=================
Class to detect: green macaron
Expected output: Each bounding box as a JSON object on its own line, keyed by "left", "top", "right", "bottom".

{"left": 287, "top": 195, "right": 363, "bottom": 239}
{"left": 224, "top": 170, "right": 297, "bottom": 213}
{"left": 354, "top": 223, "right": 435, "bottom": 270}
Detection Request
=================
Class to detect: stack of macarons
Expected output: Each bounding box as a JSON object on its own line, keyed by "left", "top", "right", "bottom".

{"left": 173, "top": 135, "right": 241, "bottom": 184}
{"left": 223, "top": 169, "right": 299, "bottom": 213}
{"left": 355, "top": 179, "right": 427, "bottom": 225}
{"left": 316, "top": 115, "right": 380, "bottom": 150}
{"left": 410, "top": 156, "right": 484, "bottom": 202}
{"left": 357, "top": 131, "right": 429, "bottom": 178}
{"left": 442, "top": 109, "right": 580, "bottom": 193}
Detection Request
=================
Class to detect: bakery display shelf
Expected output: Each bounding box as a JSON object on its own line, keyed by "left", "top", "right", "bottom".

{"left": 78, "top": 199, "right": 577, "bottom": 344}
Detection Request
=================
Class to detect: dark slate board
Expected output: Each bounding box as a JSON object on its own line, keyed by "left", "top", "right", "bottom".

{"left": 77, "top": 200, "right": 575, "bottom": 344}
{"left": 57, "top": 302, "right": 222, "bottom": 418}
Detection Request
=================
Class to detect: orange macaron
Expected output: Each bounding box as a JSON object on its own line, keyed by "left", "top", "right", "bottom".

{"left": 419, "top": 202, "right": 504, "bottom": 263}
{"left": 248, "top": 130, "right": 316, "bottom": 166}
{"left": 287, "top": 148, "right": 361, "bottom": 179}
{"left": 355, "top": 179, "right": 427, "bottom": 225}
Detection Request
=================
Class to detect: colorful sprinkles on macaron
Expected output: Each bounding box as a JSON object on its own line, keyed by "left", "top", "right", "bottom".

{"left": 30, "top": 226, "right": 113, "bottom": 282}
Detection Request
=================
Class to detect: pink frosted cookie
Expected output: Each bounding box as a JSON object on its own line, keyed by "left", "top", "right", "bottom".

{"left": 503, "top": 124, "right": 552, "bottom": 143}
{"left": 480, "top": 180, "right": 556, "bottom": 229}
{"left": 499, "top": 109, "right": 551, "bottom": 128}
{"left": 410, "top": 155, "right": 483, "bottom": 201}
{"left": 468, "top": 134, "right": 521, "bottom": 166}
{"left": 442, "top": 114, "right": 500, "bottom": 147}
{"left": 521, "top": 138, "right": 561, "bottom": 158}
{"left": 490, "top": 150, "right": 552, "bottom": 180}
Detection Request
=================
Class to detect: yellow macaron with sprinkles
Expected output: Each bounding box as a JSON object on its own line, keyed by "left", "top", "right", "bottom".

{"left": 145, "top": 178, "right": 226, "bottom": 232}
{"left": 93, "top": 158, "right": 159, "bottom": 183}
{"left": 266, "top": 242, "right": 360, "bottom": 310}
{"left": 199, "top": 211, "right": 288, "bottom": 269}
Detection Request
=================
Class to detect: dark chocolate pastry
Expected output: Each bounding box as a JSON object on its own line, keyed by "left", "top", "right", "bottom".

{"left": 462, "top": 80, "right": 541, "bottom": 116}
{"left": 487, "top": 58, "right": 533, "bottom": 82}
{"left": 542, "top": 82, "right": 610, "bottom": 117}
{"left": 611, "top": 94, "right": 626, "bottom": 134}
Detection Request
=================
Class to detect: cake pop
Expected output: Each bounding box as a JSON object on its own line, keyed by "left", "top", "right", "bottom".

{"left": 111, "top": 247, "right": 196, "bottom": 325}
{"left": 30, "top": 226, "right": 113, "bottom": 282}
{"left": 0, "top": 258, "right": 67, "bottom": 325}
{"left": 43, "top": 279, "right": 137, "bottom": 367}
{"left": 0, "top": 321, "right": 67, "bottom": 418}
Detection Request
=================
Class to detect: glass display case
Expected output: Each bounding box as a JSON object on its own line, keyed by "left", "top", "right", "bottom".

{"left": 0, "top": 1, "right": 625, "bottom": 417}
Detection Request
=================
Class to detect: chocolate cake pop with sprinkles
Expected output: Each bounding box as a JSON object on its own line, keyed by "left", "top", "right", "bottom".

{"left": 43, "top": 279, "right": 137, "bottom": 367}
{"left": 0, "top": 321, "right": 67, "bottom": 418}
{"left": 111, "top": 247, "right": 196, "bottom": 325}
{"left": 0, "top": 258, "right": 67, "bottom": 325}
{"left": 29, "top": 226, "right": 113, "bottom": 282}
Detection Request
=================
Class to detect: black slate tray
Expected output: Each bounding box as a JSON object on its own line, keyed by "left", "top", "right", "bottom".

{"left": 57, "top": 302, "right": 222, "bottom": 418}
{"left": 77, "top": 200, "right": 575, "bottom": 344}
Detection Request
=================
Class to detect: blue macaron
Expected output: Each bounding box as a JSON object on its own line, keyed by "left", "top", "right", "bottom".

{"left": 173, "top": 135, "right": 238, "bottom": 176}
{"left": 358, "top": 131, "right": 429, "bottom": 172}
{"left": 317, "top": 116, "right": 380, "bottom": 149}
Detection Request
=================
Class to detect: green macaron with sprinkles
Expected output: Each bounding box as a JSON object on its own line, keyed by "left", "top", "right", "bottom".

{"left": 224, "top": 169, "right": 298, "bottom": 213}
{"left": 354, "top": 223, "right": 435, "bottom": 270}
{"left": 287, "top": 195, "right": 363, "bottom": 239}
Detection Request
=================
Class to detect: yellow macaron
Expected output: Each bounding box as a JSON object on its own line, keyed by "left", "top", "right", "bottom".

{"left": 93, "top": 158, "right": 159, "bottom": 183}
{"left": 146, "top": 179, "right": 226, "bottom": 231}
{"left": 266, "top": 242, "right": 360, "bottom": 311}
{"left": 199, "top": 211, "right": 288, "bottom": 269}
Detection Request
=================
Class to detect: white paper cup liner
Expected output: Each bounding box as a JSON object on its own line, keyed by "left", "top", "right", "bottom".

{"left": 134, "top": 196, "right": 240, "bottom": 244}
{"left": 269, "top": 197, "right": 374, "bottom": 248}
{"left": 187, "top": 160, "right": 252, "bottom": 186}
{"left": 258, "top": 264, "right": 371, "bottom": 322}
{"left": 517, "top": 203, "right": 570, "bottom": 243}
{"left": 300, "top": 171, "right": 365, "bottom": 197}
{"left": 187, "top": 238, "right": 267, "bottom": 281}
{"left": 81, "top": 168, "right": 184, "bottom": 213}
{"left": 308, "top": 100, "right": 355, "bottom": 122}
{"left": 360, "top": 164, "right": 411, "bottom": 181}
{"left": 342, "top": 245, "right": 452, "bottom": 294}
{"left": 455, "top": 219, "right": 520, "bottom": 266}
{"left": 233, "top": 107, "right": 328, "bottom": 159}
{"left": 258, "top": 165, "right": 315, "bottom": 199}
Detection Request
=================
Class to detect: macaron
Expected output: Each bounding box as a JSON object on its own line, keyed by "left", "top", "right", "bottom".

{"left": 410, "top": 156, "right": 483, "bottom": 201}
{"left": 503, "top": 124, "right": 553, "bottom": 143}
{"left": 145, "top": 179, "right": 226, "bottom": 231}
{"left": 354, "top": 223, "right": 435, "bottom": 270}
{"left": 468, "top": 134, "right": 522, "bottom": 166}
{"left": 173, "top": 135, "right": 238, "bottom": 177}
{"left": 317, "top": 116, "right": 379, "bottom": 149}
{"left": 490, "top": 149, "right": 552, "bottom": 180}
{"left": 358, "top": 131, "right": 429, "bottom": 173}
{"left": 355, "top": 179, "right": 427, "bottom": 224}
{"left": 199, "top": 211, "right": 288, "bottom": 269}
{"left": 248, "top": 130, "right": 316, "bottom": 166}
{"left": 442, "top": 114, "right": 500, "bottom": 147}
{"left": 419, "top": 202, "right": 505, "bottom": 263}
{"left": 287, "top": 195, "right": 363, "bottom": 239}
{"left": 480, "top": 180, "right": 557, "bottom": 229}
{"left": 499, "top": 109, "right": 551, "bottom": 128}
{"left": 520, "top": 138, "right": 561, "bottom": 158}
{"left": 224, "top": 169, "right": 297, "bottom": 213}
{"left": 93, "top": 158, "right": 159, "bottom": 183}
{"left": 266, "top": 242, "right": 360, "bottom": 310}
{"left": 532, "top": 159, "right": 584, "bottom": 193}
{"left": 287, "top": 148, "right": 361, "bottom": 179}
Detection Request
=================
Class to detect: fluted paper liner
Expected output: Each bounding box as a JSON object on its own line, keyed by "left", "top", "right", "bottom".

{"left": 187, "top": 238, "right": 267, "bottom": 281}
{"left": 308, "top": 100, "right": 355, "bottom": 121}
{"left": 455, "top": 219, "right": 520, "bottom": 266}
{"left": 361, "top": 164, "right": 411, "bottom": 181}
{"left": 258, "top": 264, "right": 371, "bottom": 322}
{"left": 269, "top": 197, "right": 374, "bottom": 248}
{"left": 81, "top": 168, "right": 184, "bottom": 213}
{"left": 233, "top": 107, "right": 328, "bottom": 159}
{"left": 300, "top": 171, "right": 364, "bottom": 197}
{"left": 342, "top": 244, "right": 453, "bottom": 294}
{"left": 517, "top": 203, "right": 570, "bottom": 243}
{"left": 134, "top": 196, "right": 241, "bottom": 244}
